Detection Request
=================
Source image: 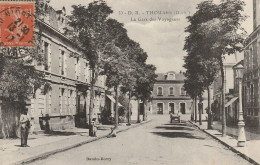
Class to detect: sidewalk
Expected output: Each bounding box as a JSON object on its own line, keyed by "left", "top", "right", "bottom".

{"left": 191, "top": 120, "right": 260, "bottom": 165}
{"left": 0, "top": 120, "right": 151, "bottom": 165}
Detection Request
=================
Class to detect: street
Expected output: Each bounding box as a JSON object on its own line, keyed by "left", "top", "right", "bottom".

{"left": 28, "top": 115, "right": 251, "bottom": 165}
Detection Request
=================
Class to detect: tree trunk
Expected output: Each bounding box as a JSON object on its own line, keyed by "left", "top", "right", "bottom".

{"left": 219, "top": 58, "right": 226, "bottom": 136}
{"left": 127, "top": 91, "right": 131, "bottom": 125}
{"left": 207, "top": 86, "right": 213, "bottom": 129}
{"left": 114, "top": 86, "right": 119, "bottom": 129}
{"left": 137, "top": 99, "right": 140, "bottom": 123}
{"left": 89, "top": 69, "right": 98, "bottom": 136}
{"left": 199, "top": 99, "right": 202, "bottom": 125}
{"left": 195, "top": 97, "right": 197, "bottom": 123}
{"left": 191, "top": 99, "right": 194, "bottom": 121}
{"left": 143, "top": 100, "right": 147, "bottom": 121}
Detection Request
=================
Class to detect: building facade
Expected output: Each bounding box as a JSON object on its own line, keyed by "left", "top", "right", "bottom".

{"left": 28, "top": 5, "right": 106, "bottom": 131}
{"left": 151, "top": 71, "right": 192, "bottom": 115}
{"left": 212, "top": 52, "right": 243, "bottom": 121}
{"left": 243, "top": 0, "right": 260, "bottom": 126}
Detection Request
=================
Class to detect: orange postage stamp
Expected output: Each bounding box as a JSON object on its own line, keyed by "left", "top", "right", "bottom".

{"left": 0, "top": 1, "right": 34, "bottom": 47}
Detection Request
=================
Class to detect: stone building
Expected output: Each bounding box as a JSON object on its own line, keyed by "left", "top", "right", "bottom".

{"left": 243, "top": 0, "right": 260, "bottom": 126}
{"left": 28, "top": 5, "right": 106, "bottom": 131}
{"left": 151, "top": 71, "right": 192, "bottom": 115}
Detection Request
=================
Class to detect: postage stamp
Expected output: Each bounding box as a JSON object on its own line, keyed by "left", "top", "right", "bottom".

{"left": 0, "top": 1, "right": 34, "bottom": 47}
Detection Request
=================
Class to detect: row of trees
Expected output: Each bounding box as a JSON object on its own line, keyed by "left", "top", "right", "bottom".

{"left": 183, "top": 0, "right": 247, "bottom": 135}
{"left": 66, "top": 0, "right": 157, "bottom": 129}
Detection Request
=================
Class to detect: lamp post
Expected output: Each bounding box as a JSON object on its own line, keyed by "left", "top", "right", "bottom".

{"left": 235, "top": 64, "right": 246, "bottom": 147}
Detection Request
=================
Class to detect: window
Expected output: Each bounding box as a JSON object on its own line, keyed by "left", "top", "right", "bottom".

{"left": 169, "top": 87, "right": 174, "bottom": 95}
{"left": 60, "top": 88, "right": 65, "bottom": 113}
{"left": 180, "top": 103, "right": 186, "bottom": 114}
{"left": 44, "top": 42, "right": 49, "bottom": 70}
{"left": 61, "top": 50, "right": 65, "bottom": 75}
{"left": 181, "top": 87, "right": 186, "bottom": 95}
{"left": 85, "top": 62, "right": 88, "bottom": 82}
{"left": 76, "top": 57, "right": 80, "bottom": 80}
{"left": 157, "top": 87, "right": 163, "bottom": 95}
{"left": 168, "top": 73, "right": 175, "bottom": 80}
{"left": 250, "top": 84, "right": 254, "bottom": 106}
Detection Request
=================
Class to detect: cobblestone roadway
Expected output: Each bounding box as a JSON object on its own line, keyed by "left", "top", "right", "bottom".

{"left": 28, "top": 115, "right": 251, "bottom": 165}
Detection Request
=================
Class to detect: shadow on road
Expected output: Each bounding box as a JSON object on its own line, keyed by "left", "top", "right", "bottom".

{"left": 44, "top": 131, "right": 78, "bottom": 136}
{"left": 151, "top": 132, "right": 205, "bottom": 140}
{"left": 164, "top": 123, "right": 186, "bottom": 126}
{"left": 155, "top": 126, "right": 194, "bottom": 131}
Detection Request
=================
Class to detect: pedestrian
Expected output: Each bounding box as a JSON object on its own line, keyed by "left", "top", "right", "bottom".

{"left": 107, "top": 127, "right": 116, "bottom": 138}
{"left": 170, "top": 112, "right": 174, "bottom": 123}
{"left": 20, "top": 108, "right": 30, "bottom": 147}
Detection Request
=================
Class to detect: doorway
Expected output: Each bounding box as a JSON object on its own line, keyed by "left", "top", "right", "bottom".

{"left": 157, "top": 103, "right": 163, "bottom": 114}
{"left": 180, "top": 103, "right": 186, "bottom": 114}
{"left": 169, "top": 103, "right": 174, "bottom": 114}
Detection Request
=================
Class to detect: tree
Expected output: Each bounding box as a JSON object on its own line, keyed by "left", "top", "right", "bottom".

{"left": 184, "top": 0, "right": 246, "bottom": 135}
{"left": 183, "top": 69, "right": 204, "bottom": 123}
{"left": 196, "top": 0, "right": 246, "bottom": 136}
{"left": 67, "top": 1, "right": 117, "bottom": 130}
{"left": 184, "top": 53, "right": 219, "bottom": 126}
{"left": 102, "top": 47, "right": 132, "bottom": 128}
{"left": 120, "top": 40, "right": 144, "bottom": 125}
{"left": 198, "top": 58, "right": 219, "bottom": 128}
{"left": 134, "top": 63, "right": 157, "bottom": 122}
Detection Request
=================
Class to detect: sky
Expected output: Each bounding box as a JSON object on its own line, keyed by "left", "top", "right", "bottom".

{"left": 49, "top": 0, "right": 253, "bottom": 73}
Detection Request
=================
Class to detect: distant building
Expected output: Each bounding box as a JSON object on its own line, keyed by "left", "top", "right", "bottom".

{"left": 151, "top": 71, "right": 192, "bottom": 115}
{"left": 212, "top": 53, "right": 243, "bottom": 121}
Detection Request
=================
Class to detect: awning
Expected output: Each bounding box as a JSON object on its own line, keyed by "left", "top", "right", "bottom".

{"left": 225, "top": 97, "right": 238, "bottom": 108}
{"left": 106, "top": 95, "right": 123, "bottom": 107}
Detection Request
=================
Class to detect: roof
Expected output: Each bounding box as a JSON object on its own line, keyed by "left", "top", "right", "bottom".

{"left": 156, "top": 71, "right": 186, "bottom": 81}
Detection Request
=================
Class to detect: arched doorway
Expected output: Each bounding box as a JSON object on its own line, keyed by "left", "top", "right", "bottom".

{"left": 169, "top": 103, "right": 174, "bottom": 114}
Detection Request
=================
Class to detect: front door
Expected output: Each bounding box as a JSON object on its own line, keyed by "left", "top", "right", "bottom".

{"left": 157, "top": 103, "right": 163, "bottom": 114}
{"left": 169, "top": 103, "right": 174, "bottom": 114}
{"left": 180, "top": 103, "right": 186, "bottom": 114}
{"left": 75, "top": 94, "right": 86, "bottom": 128}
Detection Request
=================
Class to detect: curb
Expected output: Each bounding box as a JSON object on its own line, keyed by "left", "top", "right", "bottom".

{"left": 14, "top": 119, "right": 152, "bottom": 165}
{"left": 189, "top": 121, "right": 260, "bottom": 165}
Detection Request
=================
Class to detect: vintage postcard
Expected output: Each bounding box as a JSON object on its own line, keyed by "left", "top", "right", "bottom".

{"left": 0, "top": 0, "right": 258, "bottom": 165}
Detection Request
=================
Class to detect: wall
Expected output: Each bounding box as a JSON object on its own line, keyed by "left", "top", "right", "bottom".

{"left": 0, "top": 99, "right": 23, "bottom": 138}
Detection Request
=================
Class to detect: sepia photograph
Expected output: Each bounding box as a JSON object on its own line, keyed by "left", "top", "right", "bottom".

{"left": 0, "top": 0, "right": 258, "bottom": 164}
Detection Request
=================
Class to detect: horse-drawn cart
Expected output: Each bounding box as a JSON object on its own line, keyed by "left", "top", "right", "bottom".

{"left": 170, "top": 113, "right": 180, "bottom": 123}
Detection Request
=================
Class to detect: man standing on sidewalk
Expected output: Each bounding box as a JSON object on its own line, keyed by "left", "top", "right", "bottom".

{"left": 20, "top": 109, "right": 30, "bottom": 147}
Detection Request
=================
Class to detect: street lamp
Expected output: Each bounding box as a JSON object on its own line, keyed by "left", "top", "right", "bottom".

{"left": 235, "top": 64, "right": 246, "bottom": 147}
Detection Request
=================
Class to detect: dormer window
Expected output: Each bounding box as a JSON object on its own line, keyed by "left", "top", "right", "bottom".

{"left": 167, "top": 73, "right": 175, "bottom": 80}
